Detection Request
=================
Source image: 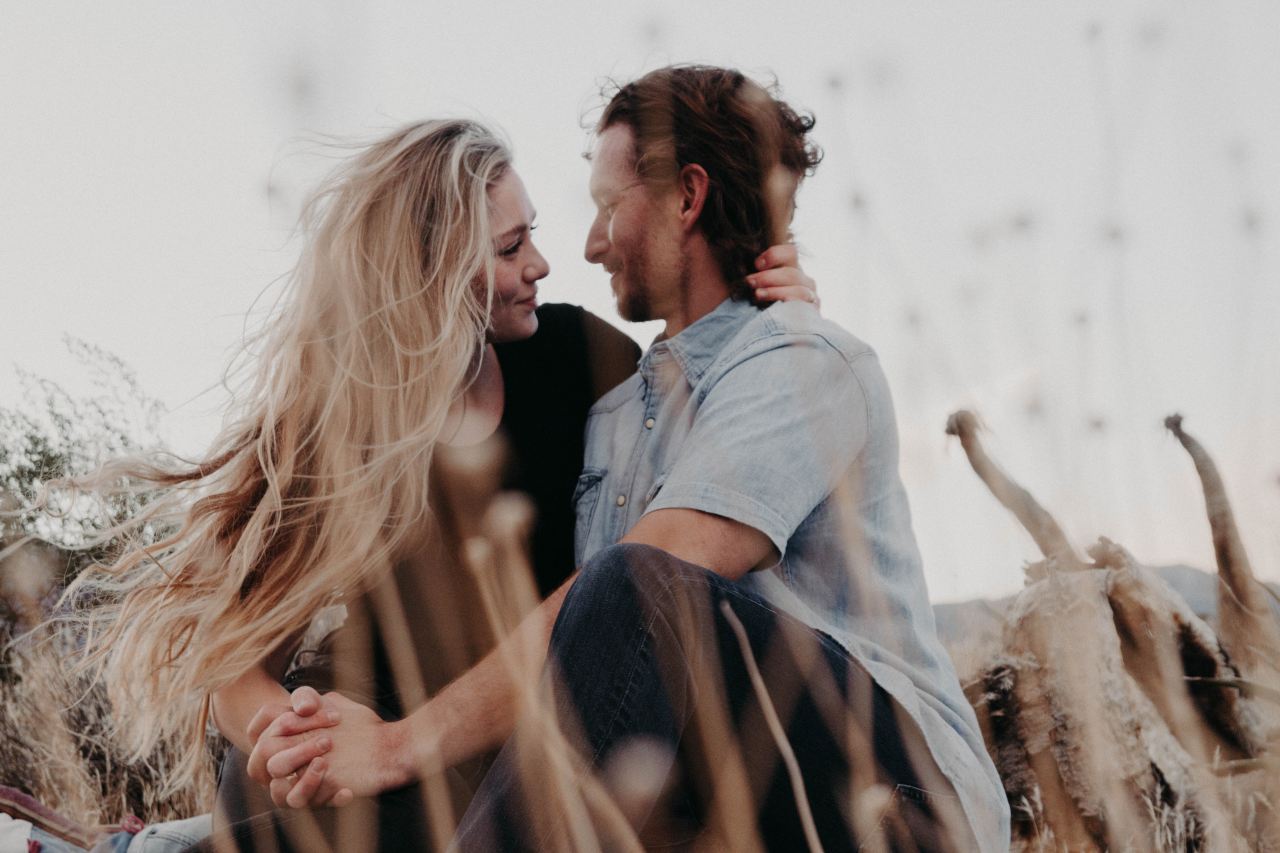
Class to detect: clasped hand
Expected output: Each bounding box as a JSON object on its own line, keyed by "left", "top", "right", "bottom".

{"left": 245, "top": 686, "right": 403, "bottom": 809}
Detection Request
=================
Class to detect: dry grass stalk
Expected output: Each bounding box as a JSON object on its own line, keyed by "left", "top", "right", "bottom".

{"left": 1164, "top": 414, "right": 1280, "bottom": 689}
{"left": 437, "top": 440, "right": 644, "bottom": 851}
{"left": 951, "top": 410, "right": 1280, "bottom": 851}
{"left": 945, "top": 410, "right": 1089, "bottom": 573}
{"left": 720, "top": 600, "right": 824, "bottom": 852}
{"left": 1, "top": 537, "right": 216, "bottom": 832}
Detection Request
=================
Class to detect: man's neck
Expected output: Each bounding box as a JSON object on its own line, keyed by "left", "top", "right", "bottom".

{"left": 659, "top": 253, "right": 733, "bottom": 338}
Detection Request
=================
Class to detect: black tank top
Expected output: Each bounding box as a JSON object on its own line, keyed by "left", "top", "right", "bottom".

{"left": 494, "top": 303, "right": 640, "bottom": 595}
{"left": 283, "top": 304, "right": 639, "bottom": 715}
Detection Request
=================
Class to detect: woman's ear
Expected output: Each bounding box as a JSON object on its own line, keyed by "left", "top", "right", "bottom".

{"left": 677, "top": 164, "right": 710, "bottom": 232}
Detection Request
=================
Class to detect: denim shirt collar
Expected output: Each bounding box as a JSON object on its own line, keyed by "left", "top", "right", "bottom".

{"left": 642, "top": 297, "right": 760, "bottom": 386}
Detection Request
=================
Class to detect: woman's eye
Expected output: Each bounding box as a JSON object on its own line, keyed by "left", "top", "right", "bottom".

{"left": 498, "top": 225, "right": 536, "bottom": 258}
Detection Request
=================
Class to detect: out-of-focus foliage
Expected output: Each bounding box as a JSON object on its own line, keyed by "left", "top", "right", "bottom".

{"left": 0, "top": 337, "right": 168, "bottom": 586}
{"left": 0, "top": 343, "right": 213, "bottom": 828}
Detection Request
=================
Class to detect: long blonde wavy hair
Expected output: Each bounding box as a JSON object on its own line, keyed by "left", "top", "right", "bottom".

{"left": 56, "top": 119, "right": 512, "bottom": 789}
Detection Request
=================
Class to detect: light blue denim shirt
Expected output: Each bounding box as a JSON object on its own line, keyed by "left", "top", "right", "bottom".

{"left": 575, "top": 297, "right": 1009, "bottom": 850}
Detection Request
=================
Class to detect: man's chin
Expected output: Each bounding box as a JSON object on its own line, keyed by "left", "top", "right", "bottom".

{"left": 615, "top": 293, "right": 652, "bottom": 323}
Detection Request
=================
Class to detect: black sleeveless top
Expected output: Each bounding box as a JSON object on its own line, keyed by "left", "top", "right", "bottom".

{"left": 283, "top": 304, "right": 639, "bottom": 714}
{"left": 494, "top": 302, "right": 640, "bottom": 595}
{"left": 220, "top": 306, "right": 640, "bottom": 850}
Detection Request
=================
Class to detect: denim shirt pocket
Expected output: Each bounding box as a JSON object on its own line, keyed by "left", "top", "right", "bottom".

{"left": 573, "top": 467, "right": 606, "bottom": 554}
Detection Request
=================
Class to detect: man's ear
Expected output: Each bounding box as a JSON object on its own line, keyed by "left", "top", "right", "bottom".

{"left": 677, "top": 164, "right": 709, "bottom": 233}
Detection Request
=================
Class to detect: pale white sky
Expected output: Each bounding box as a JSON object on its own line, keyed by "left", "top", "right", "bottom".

{"left": 3, "top": 2, "right": 1278, "bottom": 602}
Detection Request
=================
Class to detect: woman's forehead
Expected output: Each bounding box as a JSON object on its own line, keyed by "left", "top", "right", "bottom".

{"left": 489, "top": 170, "right": 536, "bottom": 234}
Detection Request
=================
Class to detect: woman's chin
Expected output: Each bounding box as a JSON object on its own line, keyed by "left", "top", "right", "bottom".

{"left": 488, "top": 314, "right": 540, "bottom": 344}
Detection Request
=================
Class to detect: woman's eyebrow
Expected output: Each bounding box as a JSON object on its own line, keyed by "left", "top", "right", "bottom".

{"left": 495, "top": 209, "right": 538, "bottom": 241}
{"left": 495, "top": 221, "right": 531, "bottom": 242}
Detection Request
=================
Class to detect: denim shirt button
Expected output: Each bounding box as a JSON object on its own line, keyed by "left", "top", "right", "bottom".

{"left": 615, "top": 494, "right": 627, "bottom": 507}
{"left": 644, "top": 417, "right": 655, "bottom": 429}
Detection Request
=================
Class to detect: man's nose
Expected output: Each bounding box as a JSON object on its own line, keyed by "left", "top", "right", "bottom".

{"left": 584, "top": 215, "right": 608, "bottom": 265}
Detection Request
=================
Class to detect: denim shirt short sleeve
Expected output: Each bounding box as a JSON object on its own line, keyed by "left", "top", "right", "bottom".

{"left": 576, "top": 298, "right": 1010, "bottom": 850}
{"left": 646, "top": 334, "right": 869, "bottom": 559}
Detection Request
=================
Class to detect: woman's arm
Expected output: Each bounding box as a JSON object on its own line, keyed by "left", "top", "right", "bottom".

{"left": 247, "top": 575, "right": 575, "bottom": 806}
{"left": 252, "top": 499, "right": 790, "bottom": 806}
{"left": 211, "top": 632, "right": 337, "bottom": 756}
{"left": 210, "top": 666, "right": 295, "bottom": 755}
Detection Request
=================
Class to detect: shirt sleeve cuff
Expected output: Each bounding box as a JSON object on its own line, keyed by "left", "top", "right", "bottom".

{"left": 645, "top": 481, "right": 792, "bottom": 559}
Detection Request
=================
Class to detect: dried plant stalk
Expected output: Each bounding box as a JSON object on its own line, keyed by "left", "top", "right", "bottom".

{"left": 946, "top": 411, "right": 1088, "bottom": 571}
{"left": 1164, "top": 414, "right": 1280, "bottom": 685}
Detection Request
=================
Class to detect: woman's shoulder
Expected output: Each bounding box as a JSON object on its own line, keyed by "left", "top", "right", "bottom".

{"left": 531, "top": 303, "right": 633, "bottom": 345}
{"left": 549, "top": 304, "right": 641, "bottom": 400}
{"left": 502, "top": 303, "right": 640, "bottom": 402}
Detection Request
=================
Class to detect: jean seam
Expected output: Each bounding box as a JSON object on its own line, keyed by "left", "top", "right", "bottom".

{"left": 585, "top": 563, "right": 727, "bottom": 765}
{"left": 893, "top": 782, "right": 960, "bottom": 806}
{"left": 588, "top": 607, "right": 662, "bottom": 765}
{"left": 857, "top": 787, "right": 901, "bottom": 853}
{"left": 581, "top": 561, "right": 851, "bottom": 781}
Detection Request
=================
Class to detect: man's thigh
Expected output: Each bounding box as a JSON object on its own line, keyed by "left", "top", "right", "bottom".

{"left": 556, "top": 544, "right": 964, "bottom": 850}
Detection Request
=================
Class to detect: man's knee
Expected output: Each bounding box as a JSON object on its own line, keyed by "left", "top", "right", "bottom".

{"left": 577, "top": 543, "right": 704, "bottom": 599}
{"left": 564, "top": 544, "right": 722, "bottom": 640}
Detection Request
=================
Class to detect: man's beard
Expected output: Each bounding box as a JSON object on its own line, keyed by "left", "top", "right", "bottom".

{"left": 615, "top": 251, "right": 654, "bottom": 322}
{"left": 618, "top": 277, "right": 652, "bottom": 322}
{"left": 617, "top": 250, "right": 688, "bottom": 324}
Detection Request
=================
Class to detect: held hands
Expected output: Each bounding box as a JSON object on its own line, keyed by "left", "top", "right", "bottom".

{"left": 245, "top": 686, "right": 407, "bottom": 809}
{"left": 748, "top": 243, "right": 820, "bottom": 309}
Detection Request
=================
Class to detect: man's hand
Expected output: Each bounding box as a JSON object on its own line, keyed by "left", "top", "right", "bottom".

{"left": 244, "top": 686, "right": 352, "bottom": 808}
{"left": 254, "top": 689, "right": 411, "bottom": 809}
{"left": 748, "top": 243, "right": 820, "bottom": 309}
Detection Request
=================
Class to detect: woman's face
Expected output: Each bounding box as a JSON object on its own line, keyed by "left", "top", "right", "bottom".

{"left": 486, "top": 169, "right": 549, "bottom": 343}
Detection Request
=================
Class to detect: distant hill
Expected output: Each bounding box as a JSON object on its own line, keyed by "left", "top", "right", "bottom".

{"left": 932, "top": 564, "right": 1280, "bottom": 652}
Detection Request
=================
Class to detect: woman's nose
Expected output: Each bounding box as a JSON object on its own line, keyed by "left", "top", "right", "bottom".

{"left": 525, "top": 245, "right": 550, "bottom": 282}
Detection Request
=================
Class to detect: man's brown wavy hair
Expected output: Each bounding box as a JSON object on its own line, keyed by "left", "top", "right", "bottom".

{"left": 597, "top": 65, "right": 822, "bottom": 301}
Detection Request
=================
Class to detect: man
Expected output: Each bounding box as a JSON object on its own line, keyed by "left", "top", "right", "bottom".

{"left": 257, "top": 66, "right": 1009, "bottom": 851}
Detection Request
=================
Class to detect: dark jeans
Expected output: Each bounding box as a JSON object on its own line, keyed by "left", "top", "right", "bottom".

{"left": 452, "top": 543, "right": 963, "bottom": 851}
{"left": 196, "top": 544, "right": 963, "bottom": 851}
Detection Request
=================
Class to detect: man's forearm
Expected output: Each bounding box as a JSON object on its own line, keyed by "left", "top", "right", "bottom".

{"left": 391, "top": 574, "right": 576, "bottom": 778}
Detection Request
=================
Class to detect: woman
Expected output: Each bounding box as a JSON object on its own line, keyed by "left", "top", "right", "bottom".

{"left": 39, "top": 119, "right": 816, "bottom": 850}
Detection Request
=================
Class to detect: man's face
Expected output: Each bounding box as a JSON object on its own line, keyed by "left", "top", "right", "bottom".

{"left": 584, "top": 125, "right": 682, "bottom": 323}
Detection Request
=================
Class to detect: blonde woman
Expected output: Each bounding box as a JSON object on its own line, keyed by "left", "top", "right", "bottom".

{"left": 36, "top": 119, "right": 815, "bottom": 851}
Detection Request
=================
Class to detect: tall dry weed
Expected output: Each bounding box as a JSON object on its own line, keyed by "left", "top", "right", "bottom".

{"left": 0, "top": 536, "right": 217, "bottom": 830}
{"left": 950, "top": 410, "right": 1280, "bottom": 851}
{"left": 6, "top": 407, "right": 1278, "bottom": 852}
